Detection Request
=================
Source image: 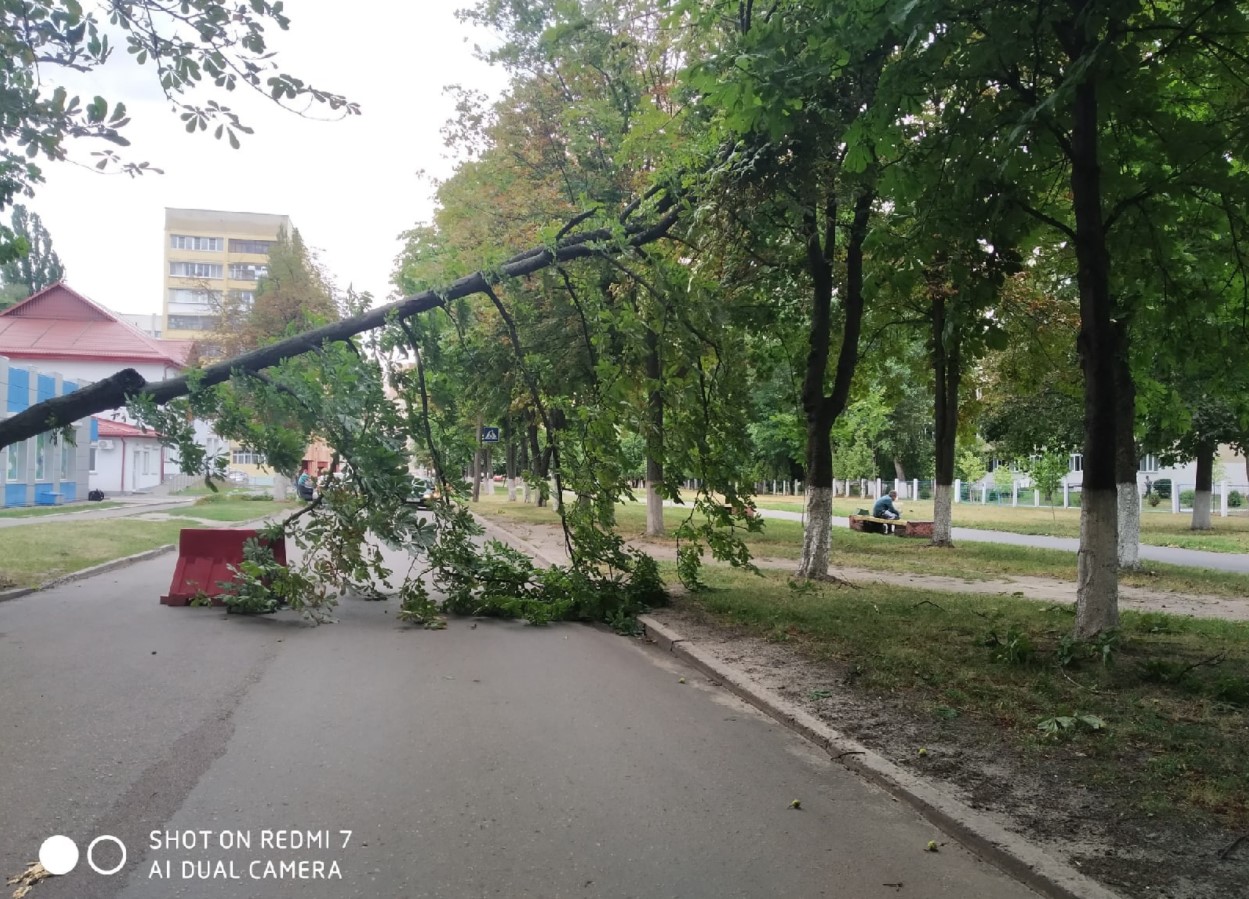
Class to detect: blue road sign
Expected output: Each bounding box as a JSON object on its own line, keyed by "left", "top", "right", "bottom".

{"left": 480, "top": 426, "right": 501, "bottom": 443}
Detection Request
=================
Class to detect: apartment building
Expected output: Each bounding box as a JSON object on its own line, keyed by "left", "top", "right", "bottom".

{"left": 163, "top": 208, "right": 292, "bottom": 344}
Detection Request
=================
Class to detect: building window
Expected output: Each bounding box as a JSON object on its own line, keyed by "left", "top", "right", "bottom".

{"left": 1139, "top": 454, "right": 1159, "bottom": 473}
{"left": 169, "top": 261, "right": 224, "bottom": 279}
{"left": 228, "top": 263, "right": 268, "bottom": 281}
{"left": 5, "top": 441, "right": 25, "bottom": 481}
{"left": 35, "top": 434, "right": 47, "bottom": 480}
{"left": 170, "top": 235, "right": 223, "bottom": 251}
{"left": 231, "top": 448, "right": 267, "bottom": 466}
{"left": 227, "top": 289, "right": 255, "bottom": 306}
{"left": 60, "top": 440, "right": 74, "bottom": 480}
{"left": 167, "top": 315, "right": 219, "bottom": 331}
{"left": 228, "top": 238, "right": 274, "bottom": 255}
{"left": 89, "top": 444, "right": 97, "bottom": 474}
{"left": 1069, "top": 454, "right": 1083, "bottom": 473}
{"left": 168, "top": 288, "right": 221, "bottom": 309}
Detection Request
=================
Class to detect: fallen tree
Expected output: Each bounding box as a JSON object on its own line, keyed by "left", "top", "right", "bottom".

{"left": 0, "top": 196, "right": 679, "bottom": 451}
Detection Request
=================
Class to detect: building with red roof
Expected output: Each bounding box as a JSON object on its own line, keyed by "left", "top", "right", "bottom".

{"left": 90, "top": 417, "right": 167, "bottom": 493}
{"left": 0, "top": 282, "right": 194, "bottom": 382}
{"left": 0, "top": 283, "right": 230, "bottom": 503}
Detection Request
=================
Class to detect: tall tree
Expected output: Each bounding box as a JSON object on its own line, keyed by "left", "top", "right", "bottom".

{"left": 909, "top": 0, "right": 1249, "bottom": 635}
{"left": 0, "top": 204, "right": 64, "bottom": 306}
{"left": 688, "top": 0, "right": 897, "bottom": 580}
{"left": 216, "top": 227, "right": 340, "bottom": 356}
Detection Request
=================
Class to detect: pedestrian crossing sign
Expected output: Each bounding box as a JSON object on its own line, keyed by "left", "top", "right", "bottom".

{"left": 480, "top": 426, "right": 501, "bottom": 443}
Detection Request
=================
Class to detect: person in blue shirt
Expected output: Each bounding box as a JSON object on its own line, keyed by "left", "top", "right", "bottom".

{"left": 871, "top": 490, "right": 902, "bottom": 533}
{"left": 296, "top": 463, "right": 316, "bottom": 501}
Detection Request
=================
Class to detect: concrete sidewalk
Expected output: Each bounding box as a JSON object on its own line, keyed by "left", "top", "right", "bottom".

{"left": 0, "top": 496, "right": 200, "bottom": 529}
{"left": 754, "top": 508, "right": 1249, "bottom": 574}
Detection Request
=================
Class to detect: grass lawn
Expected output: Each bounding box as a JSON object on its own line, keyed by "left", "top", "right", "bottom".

{"left": 188, "top": 495, "right": 298, "bottom": 522}
{"left": 0, "top": 501, "right": 123, "bottom": 518}
{"left": 0, "top": 498, "right": 295, "bottom": 590}
{"left": 472, "top": 497, "right": 1249, "bottom": 598}
{"left": 752, "top": 495, "right": 1249, "bottom": 553}
{"left": 676, "top": 565, "right": 1249, "bottom": 829}
{"left": 0, "top": 519, "right": 189, "bottom": 589}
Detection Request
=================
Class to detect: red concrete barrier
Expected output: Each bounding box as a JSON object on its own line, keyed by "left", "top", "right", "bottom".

{"left": 160, "top": 529, "right": 288, "bottom": 606}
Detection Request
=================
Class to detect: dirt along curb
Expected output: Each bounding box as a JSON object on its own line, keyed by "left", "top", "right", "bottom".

{"left": 639, "top": 613, "right": 1124, "bottom": 899}
{"left": 0, "top": 512, "right": 282, "bottom": 605}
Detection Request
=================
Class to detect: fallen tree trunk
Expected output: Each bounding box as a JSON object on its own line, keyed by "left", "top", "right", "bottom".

{"left": 0, "top": 199, "right": 680, "bottom": 451}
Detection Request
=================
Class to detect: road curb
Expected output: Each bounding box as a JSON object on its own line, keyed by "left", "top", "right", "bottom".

{"left": 471, "top": 511, "right": 563, "bottom": 568}
{"left": 638, "top": 613, "right": 1126, "bottom": 899}
{"left": 0, "top": 544, "right": 178, "bottom": 604}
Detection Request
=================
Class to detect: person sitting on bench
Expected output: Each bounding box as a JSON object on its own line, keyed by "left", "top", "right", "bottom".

{"left": 872, "top": 490, "right": 903, "bottom": 534}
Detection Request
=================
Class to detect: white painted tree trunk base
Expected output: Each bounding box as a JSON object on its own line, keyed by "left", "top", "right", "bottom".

{"left": 645, "top": 482, "right": 664, "bottom": 537}
{"left": 932, "top": 483, "right": 953, "bottom": 546}
{"left": 1117, "top": 483, "right": 1139, "bottom": 569}
{"left": 796, "top": 487, "right": 833, "bottom": 579}
{"left": 1076, "top": 488, "right": 1120, "bottom": 638}
{"left": 507, "top": 478, "right": 517, "bottom": 502}
{"left": 1192, "top": 491, "right": 1212, "bottom": 530}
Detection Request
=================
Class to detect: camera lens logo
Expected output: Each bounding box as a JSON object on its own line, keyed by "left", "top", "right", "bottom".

{"left": 38, "top": 836, "right": 78, "bottom": 875}
{"left": 38, "top": 835, "right": 127, "bottom": 876}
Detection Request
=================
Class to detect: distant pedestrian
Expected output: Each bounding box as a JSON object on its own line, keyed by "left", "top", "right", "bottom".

{"left": 1144, "top": 476, "right": 1152, "bottom": 497}
{"left": 872, "top": 490, "right": 903, "bottom": 534}
{"left": 296, "top": 464, "right": 316, "bottom": 501}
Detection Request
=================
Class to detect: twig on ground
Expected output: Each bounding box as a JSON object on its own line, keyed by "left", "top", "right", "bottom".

{"left": 1218, "top": 833, "right": 1246, "bottom": 860}
{"left": 1060, "top": 669, "right": 1099, "bottom": 693}
{"left": 913, "top": 599, "right": 947, "bottom": 612}
{"left": 1178, "top": 651, "right": 1228, "bottom": 679}
{"left": 833, "top": 749, "right": 867, "bottom": 760}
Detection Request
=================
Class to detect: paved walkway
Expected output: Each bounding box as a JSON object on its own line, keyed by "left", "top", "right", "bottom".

{"left": 755, "top": 508, "right": 1249, "bottom": 574}
{"left": 0, "top": 495, "right": 198, "bottom": 529}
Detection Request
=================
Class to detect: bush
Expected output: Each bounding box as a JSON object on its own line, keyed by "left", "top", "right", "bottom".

{"left": 1230, "top": 490, "right": 1243, "bottom": 509}
{"left": 1180, "top": 489, "right": 1196, "bottom": 507}
{"left": 1152, "top": 478, "right": 1172, "bottom": 499}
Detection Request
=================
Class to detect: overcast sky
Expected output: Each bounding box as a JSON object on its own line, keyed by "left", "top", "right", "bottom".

{"left": 25, "top": 2, "right": 508, "bottom": 315}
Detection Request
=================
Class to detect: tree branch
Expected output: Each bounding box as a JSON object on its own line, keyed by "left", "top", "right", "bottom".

{"left": 0, "top": 197, "right": 681, "bottom": 451}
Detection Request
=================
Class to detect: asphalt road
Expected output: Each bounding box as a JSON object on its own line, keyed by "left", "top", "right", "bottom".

{"left": 756, "top": 508, "right": 1249, "bottom": 573}
{"left": 0, "top": 549, "right": 1038, "bottom": 899}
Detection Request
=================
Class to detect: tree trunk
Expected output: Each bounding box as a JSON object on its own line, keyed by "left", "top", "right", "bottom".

{"left": 528, "top": 419, "right": 547, "bottom": 507}
{"left": 794, "top": 189, "right": 871, "bottom": 580}
{"left": 518, "top": 427, "right": 531, "bottom": 503}
{"left": 892, "top": 457, "right": 906, "bottom": 481}
{"left": 930, "top": 276, "right": 960, "bottom": 548}
{"left": 505, "top": 419, "right": 518, "bottom": 502}
{"left": 470, "top": 448, "right": 482, "bottom": 503}
{"left": 796, "top": 421, "right": 834, "bottom": 578}
{"left": 1114, "top": 322, "right": 1139, "bottom": 568}
{"left": 644, "top": 326, "right": 665, "bottom": 537}
{"left": 1069, "top": 61, "right": 1119, "bottom": 638}
{"left": 1192, "top": 443, "right": 1214, "bottom": 530}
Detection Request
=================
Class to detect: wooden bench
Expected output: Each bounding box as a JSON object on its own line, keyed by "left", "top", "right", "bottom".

{"left": 849, "top": 514, "right": 933, "bottom": 538}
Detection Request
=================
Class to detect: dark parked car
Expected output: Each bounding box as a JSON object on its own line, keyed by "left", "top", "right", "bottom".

{"left": 411, "top": 478, "right": 438, "bottom": 508}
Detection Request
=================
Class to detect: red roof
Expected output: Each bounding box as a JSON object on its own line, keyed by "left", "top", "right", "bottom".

{"left": 0, "top": 283, "right": 191, "bottom": 367}
{"left": 94, "top": 417, "right": 163, "bottom": 439}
